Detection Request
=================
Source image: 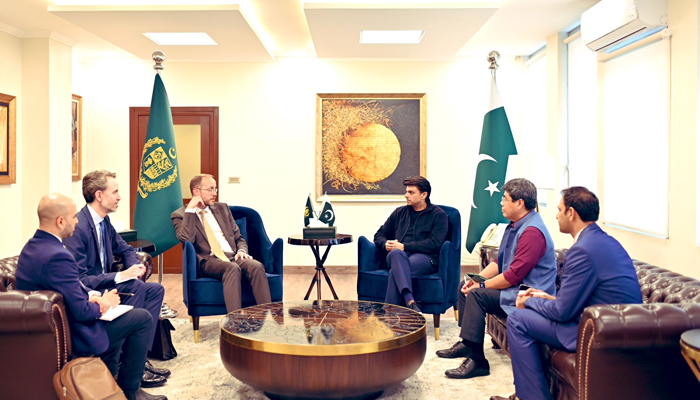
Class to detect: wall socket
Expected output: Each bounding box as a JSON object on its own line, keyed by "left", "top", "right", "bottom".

{"left": 228, "top": 177, "right": 241, "bottom": 184}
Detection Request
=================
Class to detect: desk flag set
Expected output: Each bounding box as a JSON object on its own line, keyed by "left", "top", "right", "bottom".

{"left": 303, "top": 193, "right": 336, "bottom": 239}
{"left": 465, "top": 52, "right": 517, "bottom": 253}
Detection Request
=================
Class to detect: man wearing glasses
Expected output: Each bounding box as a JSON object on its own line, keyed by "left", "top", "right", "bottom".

{"left": 171, "top": 174, "right": 271, "bottom": 312}
{"left": 437, "top": 178, "right": 557, "bottom": 380}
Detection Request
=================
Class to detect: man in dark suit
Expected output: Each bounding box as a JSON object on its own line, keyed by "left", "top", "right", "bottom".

{"left": 490, "top": 187, "right": 643, "bottom": 400}
{"left": 63, "top": 170, "right": 168, "bottom": 385}
{"left": 171, "top": 174, "right": 271, "bottom": 312}
{"left": 16, "top": 193, "right": 166, "bottom": 400}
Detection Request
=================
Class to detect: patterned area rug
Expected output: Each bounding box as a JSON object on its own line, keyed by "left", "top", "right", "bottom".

{"left": 147, "top": 317, "right": 515, "bottom": 400}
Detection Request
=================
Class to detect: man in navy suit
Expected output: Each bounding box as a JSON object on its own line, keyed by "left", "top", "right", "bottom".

{"left": 63, "top": 170, "right": 168, "bottom": 384}
{"left": 490, "top": 187, "right": 642, "bottom": 400}
{"left": 16, "top": 193, "right": 166, "bottom": 400}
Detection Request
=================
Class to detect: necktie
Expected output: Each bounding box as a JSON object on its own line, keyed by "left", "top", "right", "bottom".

{"left": 100, "top": 220, "right": 108, "bottom": 273}
{"left": 200, "top": 209, "right": 229, "bottom": 262}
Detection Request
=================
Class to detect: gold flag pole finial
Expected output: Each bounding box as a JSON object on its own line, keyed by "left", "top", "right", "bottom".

{"left": 487, "top": 50, "right": 500, "bottom": 80}
{"left": 152, "top": 51, "right": 166, "bottom": 74}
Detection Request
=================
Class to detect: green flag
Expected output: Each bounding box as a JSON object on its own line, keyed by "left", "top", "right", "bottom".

{"left": 465, "top": 77, "right": 517, "bottom": 253}
{"left": 133, "top": 74, "right": 182, "bottom": 257}
{"left": 304, "top": 194, "right": 315, "bottom": 227}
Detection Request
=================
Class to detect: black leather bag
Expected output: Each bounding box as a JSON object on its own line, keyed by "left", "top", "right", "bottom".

{"left": 148, "top": 318, "right": 177, "bottom": 361}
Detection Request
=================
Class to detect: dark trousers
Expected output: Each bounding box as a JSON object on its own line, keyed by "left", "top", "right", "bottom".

{"left": 384, "top": 250, "right": 434, "bottom": 306}
{"left": 100, "top": 308, "right": 153, "bottom": 391}
{"left": 507, "top": 309, "right": 569, "bottom": 400}
{"left": 200, "top": 256, "right": 271, "bottom": 312}
{"left": 457, "top": 281, "right": 507, "bottom": 343}
{"left": 117, "top": 279, "right": 164, "bottom": 351}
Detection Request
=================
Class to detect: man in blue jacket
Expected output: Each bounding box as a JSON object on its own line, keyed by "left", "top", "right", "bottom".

{"left": 63, "top": 170, "right": 168, "bottom": 385}
{"left": 490, "top": 186, "right": 642, "bottom": 400}
{"left": 16, "top": 193, "right": 165, "bottom": 400}
{"left": 374, "top": 176, "right": 449, "bottom": 312}
{"left": 438, "top": 178, "right": 558, "bottom": 380}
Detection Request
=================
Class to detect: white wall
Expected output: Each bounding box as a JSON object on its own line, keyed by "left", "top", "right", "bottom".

{"left": 0, "top": 31, "right": 23, "bottom": 256}
{"left": 76, "top": 57, "right": 523, "bottom": 266}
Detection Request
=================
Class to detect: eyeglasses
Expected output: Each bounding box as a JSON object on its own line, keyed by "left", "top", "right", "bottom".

{"left": 197, "top": 187, "right": 218, "bottom": 194}
{"left": 501, "top": 195, "right": 513, "bottom": 202}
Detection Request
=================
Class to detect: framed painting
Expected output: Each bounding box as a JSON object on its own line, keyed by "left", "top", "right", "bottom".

{"left": 72, "top": 94, "right": 82, "bottom": 181}
{"left": 0, "top": 92, "right": 16, "bottom": 185}
{"left": 316, "top": 93, "right": 426, "bottom": 201}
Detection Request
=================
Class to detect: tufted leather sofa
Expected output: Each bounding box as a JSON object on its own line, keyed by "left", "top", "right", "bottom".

{"left": 0, "top": 251, "right": 154, "bottom": 400}
{"left": 481, "top": 247, "right": 700, "bottom": 400}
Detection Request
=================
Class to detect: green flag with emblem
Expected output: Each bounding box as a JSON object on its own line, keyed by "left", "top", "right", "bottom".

{"left": 133, "top": 73, "right": 183, "bottom": 257}
{"left": 465, "top": 76, "right": 517, "bottom": 253}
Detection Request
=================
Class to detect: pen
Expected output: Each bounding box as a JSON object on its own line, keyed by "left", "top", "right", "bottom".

{"left": 116, "top": 292, "right": 135, "bottom": 297}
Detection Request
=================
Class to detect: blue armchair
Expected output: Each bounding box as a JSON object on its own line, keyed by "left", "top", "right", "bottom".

{"left": 182, "top": 205, "right": 283, "bottom": 342}
{"left": 357, "top": 205, "right": 461, "bottom": 340}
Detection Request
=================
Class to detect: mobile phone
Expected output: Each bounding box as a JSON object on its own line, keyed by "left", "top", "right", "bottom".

{"left": 467, "top": 272, "right": 487, "bottom": 283}
{"left": 518, "top": 284, "right": 531, "bottom": 296}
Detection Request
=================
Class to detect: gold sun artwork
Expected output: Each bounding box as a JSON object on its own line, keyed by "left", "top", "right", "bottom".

{"left": 322, "top": 100, "right": 401, "bottom": 192}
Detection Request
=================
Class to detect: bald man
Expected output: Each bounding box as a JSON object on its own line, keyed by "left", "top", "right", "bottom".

{"left": 16, "top": 194, "right": 166, "bottom": 400}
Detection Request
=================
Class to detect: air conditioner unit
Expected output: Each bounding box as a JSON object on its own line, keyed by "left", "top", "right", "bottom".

{"left": 581, "top": 0, "right": 668, "bottom": 52}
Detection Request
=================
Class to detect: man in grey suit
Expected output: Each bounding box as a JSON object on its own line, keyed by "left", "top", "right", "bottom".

{"left": 171, "top": 174, "right": 271, "bottom": 312}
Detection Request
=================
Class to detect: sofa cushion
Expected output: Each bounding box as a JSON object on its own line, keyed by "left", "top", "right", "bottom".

{"left": 235, "top": 217, "right": 248, "bottom": 244}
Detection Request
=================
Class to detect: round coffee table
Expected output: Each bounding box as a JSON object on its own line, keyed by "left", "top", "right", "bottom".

{"left": 220, "top": 300, "right": 426, "bottom": 400}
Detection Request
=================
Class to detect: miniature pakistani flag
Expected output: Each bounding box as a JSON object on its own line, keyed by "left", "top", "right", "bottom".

{"left": 304, "top": 194, "right": 315, "bottom": 227}
{"left": 318, "top": 193, "right": 336, "bottom": 227}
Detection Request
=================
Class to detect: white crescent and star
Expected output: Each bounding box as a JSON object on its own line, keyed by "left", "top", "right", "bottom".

{"left": 324, "top": 210, "right": 335, "bottom": 221}
{"left": 471, "top": 154, "right": 497, "bottom": 209}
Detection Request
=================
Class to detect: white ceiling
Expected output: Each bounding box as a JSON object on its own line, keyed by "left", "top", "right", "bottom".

{"left": 0, "top": 1, "right": 599, "bottom": 62}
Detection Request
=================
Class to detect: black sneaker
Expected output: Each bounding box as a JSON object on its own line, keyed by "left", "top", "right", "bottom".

{"left": 408, "top": 302, "right": 422, "bottom": 313}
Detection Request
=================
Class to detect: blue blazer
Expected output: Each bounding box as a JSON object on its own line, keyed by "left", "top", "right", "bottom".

{"left": 64, "top": 205, "right": 139, "bottom": 290}
{"left": 16, "top": 230, "right": 109, "bottom": 355}
{"left": 525, "top": 223, "right": 642, "bottom": 351}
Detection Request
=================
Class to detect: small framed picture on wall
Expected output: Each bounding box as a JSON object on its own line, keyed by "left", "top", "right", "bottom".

{"left": 0, "top": 92, "right": 16, "bottom": 185}
{"left": 72, "top": 94, "right": 82, "bottom": 181}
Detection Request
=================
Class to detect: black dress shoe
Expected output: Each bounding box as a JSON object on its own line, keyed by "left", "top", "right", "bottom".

{"left": 145, "top": 360, "right": 171, "bottom": 378}
{"left": 490, "top": 395, "right": 517, "bottom": 400}
{"left": 436, "top": 341, "right": 471, "bottom": 359}
{"left": 141, "top": 370, "right": 167, "bottom": 388}
{"left": 444, "top": 356, "right": 490, "bottom": 379}
{"left": 134, "top": 388, "right": 168, "bottom": 400}
{"left": 408, "top": 301, "right": 422, "bottom": 313}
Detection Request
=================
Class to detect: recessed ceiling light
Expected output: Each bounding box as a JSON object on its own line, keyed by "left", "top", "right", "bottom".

{"left": 143, "top": 32, "right": 217, "bottom": 46}
{"left": 360, "top": 30, "right": 425, "bottom": 44}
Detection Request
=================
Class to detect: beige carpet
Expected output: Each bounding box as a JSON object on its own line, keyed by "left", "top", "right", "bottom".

{"left": 147, "top": 317, "right": 515, "bottom": 400}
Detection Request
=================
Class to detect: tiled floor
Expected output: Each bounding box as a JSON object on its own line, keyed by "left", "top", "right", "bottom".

{"left": 152, "top": 264, "right": 477, "bottom": 321}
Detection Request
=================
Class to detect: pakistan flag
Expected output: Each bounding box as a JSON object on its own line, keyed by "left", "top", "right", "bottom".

{"left": 133, "top": 74, "right": 183, "bottom": 257}
{"left": 465, "top": 77, "right": 517, "bottom": 253}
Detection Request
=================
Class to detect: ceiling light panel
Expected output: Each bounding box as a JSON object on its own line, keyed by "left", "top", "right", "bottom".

{"left": 360, "top": 30, "right": 424, "bottom": 44}
{"left": 143, "top": 32, "right": 217, "bottom": 45}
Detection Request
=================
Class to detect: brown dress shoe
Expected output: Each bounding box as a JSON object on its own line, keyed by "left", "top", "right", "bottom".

{"left": 436, "top": 341, "right": 471, "bottom": 359}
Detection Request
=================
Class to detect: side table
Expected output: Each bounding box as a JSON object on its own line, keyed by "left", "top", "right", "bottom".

{"left": 288, "top": 234, "right": 353, "bottom": 300}
{"left": 681, "top": 329, "right": 700, "bottom": 383}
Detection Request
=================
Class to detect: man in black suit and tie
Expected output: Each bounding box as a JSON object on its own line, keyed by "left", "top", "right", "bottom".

{"left": 171, "top": 174, "right": 271, "bottom": 312}
{"left": 63, "top": 170, "right": 169, "bottom": 385}
{"left": 16, "top": 193, "right": 166, "bottom": 400}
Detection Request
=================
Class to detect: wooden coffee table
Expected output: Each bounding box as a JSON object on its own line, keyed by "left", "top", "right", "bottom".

{"left": 220, "top": 300, "right": 426, "bottom": 400}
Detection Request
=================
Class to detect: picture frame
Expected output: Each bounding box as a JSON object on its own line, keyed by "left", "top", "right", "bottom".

{"left": 316, "top": 93, "right": 426, "bottom": 202}
{"left": 0, "top": 92, "right": 16, "bottom": 185}
{"left": 72, "top": 94, "right": 82, "bottom": 181}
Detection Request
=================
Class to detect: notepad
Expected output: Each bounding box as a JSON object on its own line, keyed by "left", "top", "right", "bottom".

{"left": 99, "top": 305, "right": 134, "bottom": 321}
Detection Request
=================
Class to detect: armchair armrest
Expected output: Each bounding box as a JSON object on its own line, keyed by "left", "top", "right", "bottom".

{"left": 0, "top": 290, "right": 72, "bottom": 363}
{"left": 358, "top": 236, "right": 382, "bottom": 272}
{"left": 113, "top": 251, "right": 153, "bottom": 282}
{"left": 438, "top": 240, "right": 461, "bottom": 305}
{"left": 579, "top": 303, "right": 700, "bottom": 350}
{"left": 268, "top": 238, "right": 284, "bottom": 275}
{"left": 577, "top": 303, "right": 700, "bottom": 400}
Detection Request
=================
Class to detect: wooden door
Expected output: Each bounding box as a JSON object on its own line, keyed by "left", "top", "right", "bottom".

{"left": 129, "top": 107, "right": 219, "bottom": 274}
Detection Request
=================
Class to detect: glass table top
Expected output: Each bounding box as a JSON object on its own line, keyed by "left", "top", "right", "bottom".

{"left": 220, "top": 300, "right": 426, "bottom": 355}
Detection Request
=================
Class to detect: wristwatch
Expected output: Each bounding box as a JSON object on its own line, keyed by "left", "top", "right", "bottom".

{"left": 480, "top": 281, "right": 486, "bottom": 288}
